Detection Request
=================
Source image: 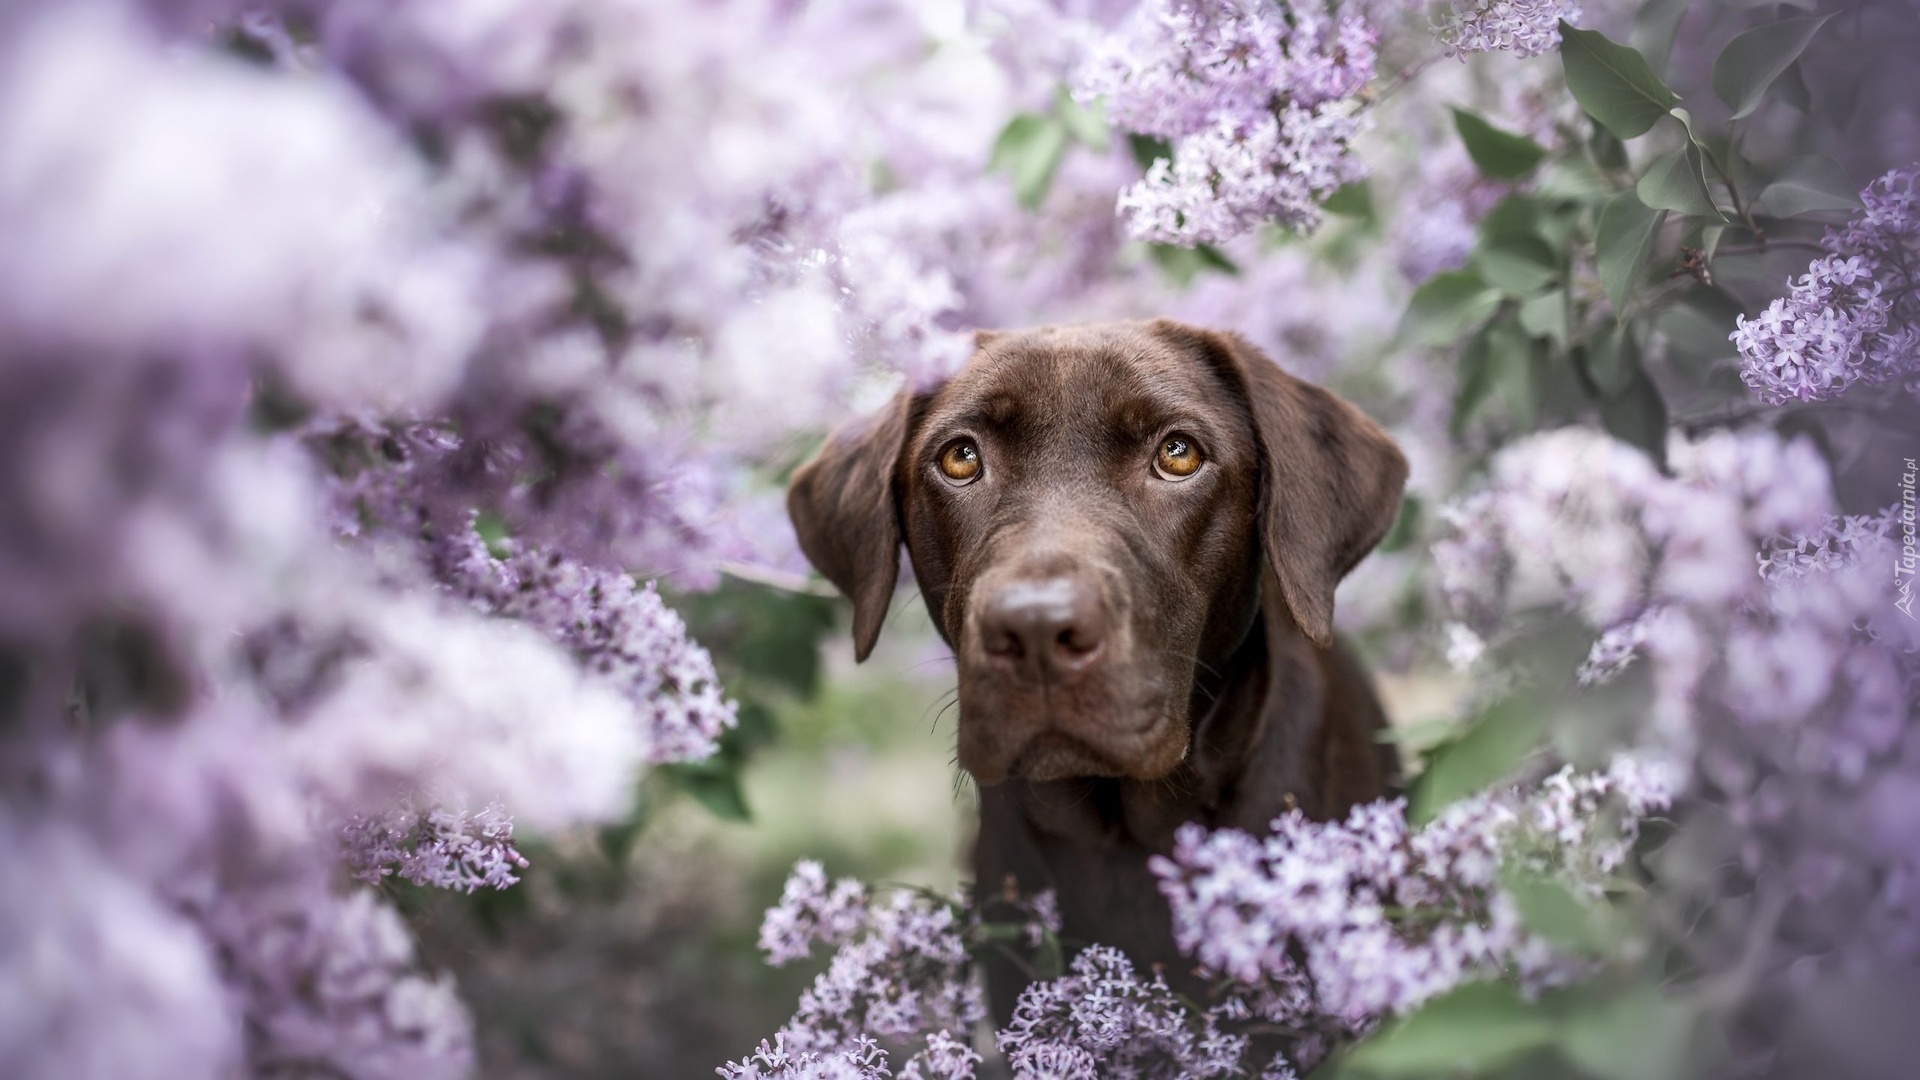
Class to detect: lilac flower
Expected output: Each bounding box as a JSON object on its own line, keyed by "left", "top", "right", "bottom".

{"left": 729, "top": 866, "right": 1087, "bottom": 1078}
{"left": 759, "top": 860, "right": 871, "bottom": 967}
{"left": 1079, "top": 0, "right": 1377, "bottom": 244}
{"left": 1733, "top": 165, "right": 1920, "bottom": 403}
{"left": 1757, "top": 506, "right": 1905, "bottom": 581}
{"left": 898, "top": 1031, "right": 983, "bottom": 1080}
{"left": 761, "top": 877, "right": 981, "bottom": 1060}
{"left": 204, "top": 886, "right": 475, "bottom": 1080}
{"left": 1436, "top": 0, "right": 1582, "bottom": 59}
{"left": 1436, "top": 424, "right": 1920, "bottom": 1032}
{"left": 718, "top": 1033, "right": 893, "bottom": 1080}
{"left": 446, "top": 539, "right": 739, "bottom": 764}
{"left": 1153, "top": 758, "right": 1673, "bottom": 1025}
{"left": 997, "top": 945, "right": 1248, "bottom": 1079}
{"left": 342, "top": 803, "right": 530, "bottom": 894}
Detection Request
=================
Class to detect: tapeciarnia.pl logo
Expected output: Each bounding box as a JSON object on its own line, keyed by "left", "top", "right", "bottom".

{"left": 1899, "top": 457, "right": 1917, "bottom": 620}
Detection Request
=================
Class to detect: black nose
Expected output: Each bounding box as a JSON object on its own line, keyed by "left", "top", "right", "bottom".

{"left": 977, "top": 577, "right": 1107, "bottom": 681}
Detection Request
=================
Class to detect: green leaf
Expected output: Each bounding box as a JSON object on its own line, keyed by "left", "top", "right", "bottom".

{"left": 667, "top": 762, "right": 752, "bottom": 822}
{"left": 1637, "top": 143, "right": 1722, "bottom": 219}
{"left": 1408, "top": 693, "right": 1548, "bottom": 824}
{"left": 1322, "top": 181, "right": 1375, "bottom": 220}
{"left": 1595, "top": 190, "right": 1667, "bottom": 311}
{"left": 1379, "top": 495, "right": 1424, "bottom": 553}
{"left": 1598, "top": 361, "right": 1670, "bottom": 471}
{"left": 1127, "top": 132, "right": 1171, "bottom": 171}
{"left": 1053, "top": 85, "right": 1109, "bottom": 148}
{"left": 1519, "top": 291, "right": 1568, "bottom": 346}
{"left": 1562, "top": 984, "right": 1695, "bottom": 1080}
{"left": 1492, "top": 325, "right": 1540, "bottom": 430}
{"left": 1589, "top": 122, "right": 1630, "bottom": 171}
{"left": 990, "top": 113, "right": 1069, "bottom": 209}
{"left": 1711, "top": 14, "right": 1834, "bottom": 120}
{"left": 1475, "top": 234, "right": 1560, "bottom": 295}
{"left": 1400, "top": 270, "right": 1501, "bottom": 347}
{"left": 1757, "top": 154, "right": 1861, "bottom": 218}
{"left": 1582, "top": 322, "right": 1642, "bottom": 397}
{"left": 1502, "top": 869, "right": 1611, "bottom": 952}
{"left": 1345, "top": 981, "right": 1556, "bottom": 1074}
{"left": 1451, "top": 328, "right": 1496, "bottom": 438}
{"left": 1559, "top": 22, "right": 1681, "bottom": 139}
{"left": 1146, "top": 242, "right": 1239, "bottom": 286}
{"left": 1775, "top": 59, "right": 1813, "bottom": 113}
{"left": 1631, "top": 0, "right": 1693, "bottom": 75}
{"left": 1452, "top": 108, "right": 1549, "bottom": 179}
{"left": 1479, "top": 194, "right": 1544, "bottom": 247}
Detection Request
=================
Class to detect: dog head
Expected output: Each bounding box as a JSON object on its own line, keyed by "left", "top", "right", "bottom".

{"left": 787, "top": 319, "right": 1406, "bottom": 786}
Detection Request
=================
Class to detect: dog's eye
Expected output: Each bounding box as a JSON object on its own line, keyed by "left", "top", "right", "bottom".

{"left": 1154, "top": 435, "right": 1203, "bottom": 480}
{"left": 939, "top": 439, "right": 983, "bottom": 485}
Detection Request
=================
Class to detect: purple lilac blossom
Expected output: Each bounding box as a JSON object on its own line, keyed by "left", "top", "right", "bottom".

{"left": 996, "top": 945, "right": 1249, "bottom": 1079}
{"left": 1733, "top": 165, "right": 1920, "bottom": 404}
{"left": 759, "top": 860, "right": 873, "bottom": 967}
{"left": 1435, "top": 0, "right": 1582, "bottom": 58}
{"left": 728, "top": 866, "right": 1078, "bottom": 1078}
{"left": 1436, "top": 426, "right": 1920, "bottom": 1025}
{"left": 1153, "top": 757, "right": 1675, "bottom": 1024}
{"left": 201, "top": 886, "right": 475, "bottom": 1080}
{"left": 4, "top": 0, "right": 1102, "bottom": 1074}
{"left": 1078, "top": 0, "right": 1377, "bottom": 244}
{"left": 342, "top": 803, "right": 530, "bottom": 894}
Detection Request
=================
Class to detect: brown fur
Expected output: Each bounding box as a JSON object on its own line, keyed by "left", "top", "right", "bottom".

{"left": 786, "top": 319, "right": 1407, "bottom": 1013}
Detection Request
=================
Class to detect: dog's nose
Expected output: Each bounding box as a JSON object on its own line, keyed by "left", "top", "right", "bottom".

{"left": 978, "top": 577, "right": 1106, "bottom": 681}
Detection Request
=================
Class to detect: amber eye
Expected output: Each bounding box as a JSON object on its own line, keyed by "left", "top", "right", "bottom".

{"left": 939, "top": 439, "right": 983, "bottom": 485}
{"left": 1154, "top": 435, "right": 1203, "bottom": 480}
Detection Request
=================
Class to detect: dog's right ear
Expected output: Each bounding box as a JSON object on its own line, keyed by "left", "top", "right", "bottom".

{"left": 786, "top": 393, "right": 914, "bottom": 662}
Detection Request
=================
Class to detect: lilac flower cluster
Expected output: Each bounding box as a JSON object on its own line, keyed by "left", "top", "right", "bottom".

{"left": 1435, "top": 425, "right": 1920, "bottom": 1027}
{"left": 342, "top": 803, "right": 529, "bottom": 894}
{"left": 4, "top": 0, "right": 1113, "bottom": 1074}
{"left": 1733, "top": 166, "right": 1920, "bottom": 404}
{"left": 740, "top": 755, "right": 1674, "bottom": 1080}
{"left": 997, "top": 945, "right": 1249, "bottom": 1078}
{"left": 1079, "top": 0, "right": 1376, "bottom": 245}
{"left": 202, "top": 886, "right": 475, "bottom": 1080}
{"left": 443, "top": 534, "right": 738, "bottom": 763}
{"left": 759, "top": 859, "right": 872, "bottom": 967}
{"left": 1435, "top": 0, "right": 1581, "bottom": 59}
{"left": 1154, "top": 757, "right": 1675, "bottom": 1025}
{"left": 727, "top": 864, "right": 1020, "bottom": 1079}
{"left": 1757, "top": 505, "right": 1905, "bottom": 582}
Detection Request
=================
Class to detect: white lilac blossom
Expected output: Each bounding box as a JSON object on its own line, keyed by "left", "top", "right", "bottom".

{"left": 1435, "top": 0, "right": 1581, "bottom": 59}
{"left": 1733, "top": 165, "right": 1920, "bottom": 403}
{"left": 1152, "top": 757, "right": 1675, "bottom": 1024}
{"left": 1079, "top": 0, "right": 1376, "bottom": 245}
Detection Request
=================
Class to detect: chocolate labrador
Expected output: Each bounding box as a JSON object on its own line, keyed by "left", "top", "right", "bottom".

{"left": 786, "top": 319, "right": 1406, "bottom": 1011}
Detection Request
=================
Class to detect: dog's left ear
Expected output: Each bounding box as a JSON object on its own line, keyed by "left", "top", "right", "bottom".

{"left": 786, "top": 393, "right": 915, "bottom": 662}
{"left": 1151, "top": 319, "right": 1408, "bottom": 648}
